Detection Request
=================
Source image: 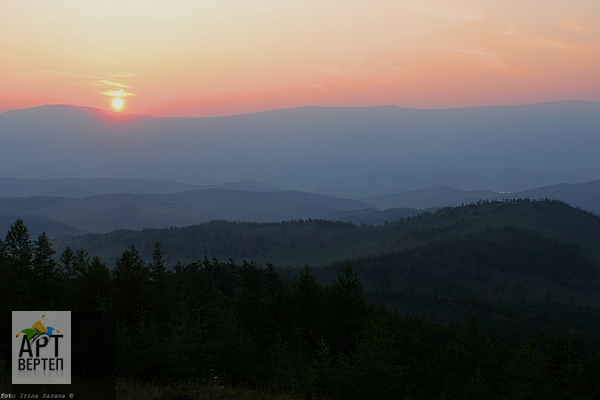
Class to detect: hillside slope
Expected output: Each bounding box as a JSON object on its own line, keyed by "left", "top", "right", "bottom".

{"left": 0, "top": 189, "right": 372, "bottom": 234}
{"left": 56, "top": 199, "right": 600, "bottom": 268}
{"left": 363, "top": 180, "right": 600, "bottom": 214}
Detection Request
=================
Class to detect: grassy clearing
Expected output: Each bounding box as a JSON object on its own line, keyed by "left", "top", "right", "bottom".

{"left": 116, "top": 378, "right": 314, "bottom": 400}
{"left": 0, "top": 375, "right": 312, "bottom": 400}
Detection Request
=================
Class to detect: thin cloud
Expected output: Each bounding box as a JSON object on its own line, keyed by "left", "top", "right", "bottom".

{"left": 99, "top": 80, "right": 132, "bottom": 89}
{"left": 98, "top": 88, "right": 135, "bottom": 97}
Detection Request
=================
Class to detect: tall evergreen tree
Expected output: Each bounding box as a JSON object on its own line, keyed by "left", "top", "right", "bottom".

{"left": 290, "top": 265, "right": 324, "bottom": 352}
{"left": 4, "top": 219, "right": 33, "bottom": 272}
{"left": 1, "top": 220, "right": 34, "bottom": 309}
{"left": 149, "top": 242, "right": 166, "bottom": 283}
{"left": 32, "top": 232, "right": 60, "bottom": 307}
{"left": 73, "top": 247, "right": 90, "bottom": 276}
{"left": 265, "top": 263, "right": 288, "bottom": 333}
{"left": 73, "top": 256, "right": 112, "bottom": 312}
{"left": 59, "top": 246, "right": 75, "bottom": 279}
{"left": 327, "top": 262, "right": 368, "bottom": 355}
{"left": 33, "top": 232, "right": 58, "bottom": 279}
{"left": 112, "top": 244, "right": 150, "bottom": 320}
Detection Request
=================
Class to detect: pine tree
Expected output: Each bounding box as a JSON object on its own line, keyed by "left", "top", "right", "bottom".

{"left": 32, "top": 232, "right": 60, "bottom": 307}
{"left": 4, "top": 219, "right": 33, "bottom": 272}
{"left": 112, "top": 244, "right": 150, "bottom": 320}
{"left": 59, "top": 246, "right": 75, "bottom": 279}
{"left": 73, "top": 256, "right": 112, "bottom": 311}
{"left": 33, "top": 232, "right": 58, "bottom": 279}
{"left": 290, "top": 265, "right": 323, "bottom": 352}
{"left": 149, "top": 242, "right": 165, "bottom": 283}
{"left": 73, "top": 247, "right": 90, "bottom": 276}
{"left": 327, "top": 262, "right": 368, "bottom": 354}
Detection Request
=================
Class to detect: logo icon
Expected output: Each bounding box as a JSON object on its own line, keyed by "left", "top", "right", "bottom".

{"left": 12, "top": 311, "right": 71, "bottom": 384}
{"left": 16, "top": 314, "right": 60, "bottom": 343}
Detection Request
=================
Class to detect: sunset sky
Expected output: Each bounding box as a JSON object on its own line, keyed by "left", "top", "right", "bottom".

{"left": 1, "top": 0, "right": 599, "bottom": 117}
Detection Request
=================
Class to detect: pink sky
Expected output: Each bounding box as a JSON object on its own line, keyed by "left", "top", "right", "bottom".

{"left": 1, "top": 0, "right": 599, "bottom": 117}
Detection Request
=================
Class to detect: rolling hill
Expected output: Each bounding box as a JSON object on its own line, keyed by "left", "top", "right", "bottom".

{"left": 0, "top": 188, "right": 372, "bottom": 235}
{"left": 2, "top": 102, "right": 599, "bottom": 197}
{"left": 53, "top": 199, "right": 600, "bottom": 268}
{"left": 363, "top": 180, "right": 600, "bottom": 214}
{"left": 510, "top": 180, "right": 600, "bottom": 214}
{"left": 46, "top": 198, "right": 600, "bottom": 332}
{"left": 0, "top": 177, "right": 280, "bottom": 199}
{"left": 364, "top": 185, "right": 499, "bottom": 209}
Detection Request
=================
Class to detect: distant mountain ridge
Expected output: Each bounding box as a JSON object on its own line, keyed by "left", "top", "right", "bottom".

{"left": 0, "top": 188, "right": 372, "bottom": 236}
{"left": 2, "top": 178, "right": 600, "bottom": 237}
{"left": 2, "top": 101, "right": 599, "bottom": 197}
{"left": 364, "top": 185, "right": 499, "bottom": 209}
{"left": 0, "top": 177, "right": 280, "bottom": 199}
{"left": 363, "top": 180, "right": 600, "bottom": 214}
{"left": 511, "top": 181, "right": 600, "bottom": 213}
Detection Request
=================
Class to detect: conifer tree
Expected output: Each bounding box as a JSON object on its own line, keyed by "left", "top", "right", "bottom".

{"left": 73, "top": 247, "right": 91, "bottom": 276}
{"left": 112, "top": 244, "right": 150, "bottom": 320}
{"left": 4, "top": 219, "right": 33, "bottom": 272}
{"left": 291, "top": 265, "right": 323, "bottom": 352}
{"left": 327, "top": 262, "right": 368, "bottom": 354}
{"left": 149, "top": 242, "right": 165, "bottom": 283}
{"left": 33, "top": 231, "right": 58, "bottom": 279}
{"left": 59, "top": 246, "right": 75, "bottom": 279}
{"left": 1, "top": 220, "right": 33, "bottom": 308}
{"left": 32, "top": 232, "right": 60, "bottom": 307}
{"left": 74, "top": 256, "right": 112, "bottom": 311}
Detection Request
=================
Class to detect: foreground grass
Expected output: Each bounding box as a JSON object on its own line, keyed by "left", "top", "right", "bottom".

{"left": 0, "top": 374, "right": 312, "bottom": 400}
{"left": 0, "top": 374, "right": 114, "bottom": 399}
{"left": 116, "top": 378, "right": 313, "bottom": 400}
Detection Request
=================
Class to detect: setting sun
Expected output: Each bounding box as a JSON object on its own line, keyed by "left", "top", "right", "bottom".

{"left": 111, "top": 97, "right": 124, "bottom": 111}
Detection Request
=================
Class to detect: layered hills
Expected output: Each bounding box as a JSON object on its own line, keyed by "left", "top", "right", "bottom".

{"left": 55, "top": 198, "right": 600, "bottom": 268}
{"left": 0, "top": 188, "right": 372, "bottom": 235}
{"left": 363, "top": 180, "right": 600, "bottom": 214}
{"left": 2, "top": 101, "right": 599, "bottom": 196}
{"left": 2, "top": 177, "right": 599, "bottom": 236}
{"left": 49, "top": 198, "right": 600, "bottom": 331}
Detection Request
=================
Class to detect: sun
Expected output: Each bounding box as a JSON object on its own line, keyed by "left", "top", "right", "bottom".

{"left": 111, "top": 97, "right": 125, "bottom": 111}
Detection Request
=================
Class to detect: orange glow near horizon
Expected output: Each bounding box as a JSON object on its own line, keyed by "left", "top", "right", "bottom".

{"left": 1, "top": 1, "right": 599, "bottom": 117}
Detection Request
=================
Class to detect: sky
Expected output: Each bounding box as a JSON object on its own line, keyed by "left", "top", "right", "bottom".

{"left": 1, "top": 0, "right": 599, "bottom": 117}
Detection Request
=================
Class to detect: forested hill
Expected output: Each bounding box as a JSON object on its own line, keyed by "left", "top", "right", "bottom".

{"left": 56, "top": 198, "right": 600, "bottom": 267}
{"left": 2, "top": 200, "right": 600, "bottom": 398}
{"left": 0, "top": 189, "right": 372, "bottom": 235}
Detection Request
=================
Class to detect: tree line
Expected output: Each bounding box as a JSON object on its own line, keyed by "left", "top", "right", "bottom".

{"left": 1, "top": 218, "right": 600, "bottom": 399}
